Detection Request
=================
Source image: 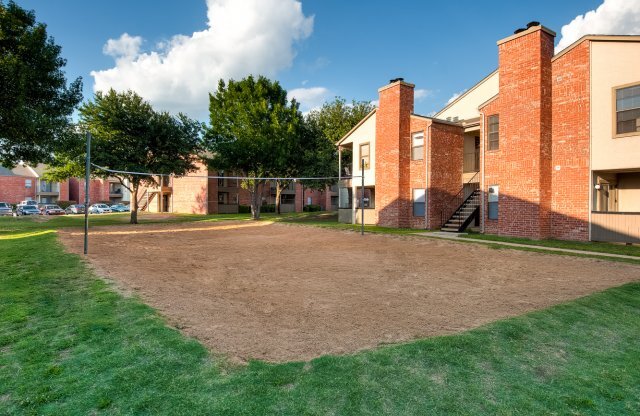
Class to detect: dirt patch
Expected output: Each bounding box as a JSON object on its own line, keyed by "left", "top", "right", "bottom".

{"left": 58, "top": 221, "right": 640, "bottom": 362}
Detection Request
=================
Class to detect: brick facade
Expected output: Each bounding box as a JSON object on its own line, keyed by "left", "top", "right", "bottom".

{"left": 427, "top": 122, "right": 464, "bottom": 229}
{"left": 481, "top": 27, "right": 555, "bottom": 239}
{"left": 550, "top": 40, "right": 590, "bottom": 241}
{"left": 339, "top": 24, "right": 614, "bottom": 241}
{"left": 375, "top": 81, "right": 414, "bottom": 227}
{"left": 69, "top": 178, "right": 110, "bottom": 205}
{"left": 171, "top": 162, "right": 209, "bottom": 214}
{"left": 0, "top": 176, "right": 36, "bottom": 203}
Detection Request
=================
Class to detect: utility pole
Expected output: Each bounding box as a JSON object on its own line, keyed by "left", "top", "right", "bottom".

{"left": 83, "top": 132, "right": 91, "bottom": 255}
{"left": 361, "top": 158, "right": 365, "bottom": 236}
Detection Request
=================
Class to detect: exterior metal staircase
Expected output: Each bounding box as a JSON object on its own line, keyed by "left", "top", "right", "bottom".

{"left": 137, "top": 189, "right": 156, "bottom": 212}
{"left": 441, "top": 189, "right": 480, "bottom": 232}
{"left": 440, "top": 172, "right": 480, "bottom": 233}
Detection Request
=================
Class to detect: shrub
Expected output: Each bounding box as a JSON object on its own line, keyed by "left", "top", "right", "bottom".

{"left": 261, "top": 204, "right": 275, "bottom": 213}
{"left": 238, "top": 205, "right": 251, "bottom": 214}
{"left": 303, "top": 204, "right": 322, "bottom": 212}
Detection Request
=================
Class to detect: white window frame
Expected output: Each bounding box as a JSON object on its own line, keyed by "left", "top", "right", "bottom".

{"left": 412, "top": 188, "right": 426, "bottom": 217}
{"left": 411, "top": 132, "right": 424, "bottom": 160}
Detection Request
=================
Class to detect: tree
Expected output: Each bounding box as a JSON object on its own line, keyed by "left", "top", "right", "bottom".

{"left": 47, "top": 89, "right": 202, "bottom": 224}
{"left": 205, "top": 76, "right": 302, "bottom": 219}
{"left": 0, "top": 1, "right": 82, "bottom": 167}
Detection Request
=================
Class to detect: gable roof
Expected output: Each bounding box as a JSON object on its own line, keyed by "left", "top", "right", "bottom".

{"left": 336, "top": 108, "right": 377, "bottom": 146}
{"left": 553, "top": 34, "right": 640, "bottom": 61}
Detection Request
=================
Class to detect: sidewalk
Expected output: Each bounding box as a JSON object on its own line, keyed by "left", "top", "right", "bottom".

{"left": 414, "top": 232, "right": 640, "bottom": 261}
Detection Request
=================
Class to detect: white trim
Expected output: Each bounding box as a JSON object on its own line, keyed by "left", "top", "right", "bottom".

{"left": 588, "top": 41, "right": 593, "bottom": 241}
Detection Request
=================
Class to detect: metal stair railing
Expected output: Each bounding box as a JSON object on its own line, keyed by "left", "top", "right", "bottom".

{"left": 440, "top": 171, "right": 480, "bottom": 230}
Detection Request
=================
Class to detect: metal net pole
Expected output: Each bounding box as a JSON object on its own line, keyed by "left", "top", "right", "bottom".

{"left": 83, "top": 132, "right": 91, "bottom": 255}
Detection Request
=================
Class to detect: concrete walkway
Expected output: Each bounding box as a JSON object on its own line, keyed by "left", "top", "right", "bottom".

{"left": 414, "top": 232, "right": 640, "bottom": 261}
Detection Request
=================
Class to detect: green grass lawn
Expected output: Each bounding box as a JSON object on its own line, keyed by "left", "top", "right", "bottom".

{"left": 462, "top": 232, "right": 640, "bottom": 258}
{"left": 1, "top": 216, "right": 640, "bottom": 414}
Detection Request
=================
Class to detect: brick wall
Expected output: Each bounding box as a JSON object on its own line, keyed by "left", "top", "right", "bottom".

{"left": 375, "top": 81, "right": 414, "bottom": 227}
{"left": 409, "top": 117, "right": 428, "bottom": 228}
{"left": 550, "top": 40, "right": 590, "bottom": 241}
{"left": 207, "top": 177, "right": 218, "bottom": 214}
{"left": 483, "top": 27, "right": 555, "bottom": 239}
{"left": 69, "top": 178, "right": 110, "bottom": 204}
{"left": 427, "top": 122, "right": 464, "bottom": 229}
{"left": 171, "top": 162, "right": 208, "bottom": 214}
{"left": 0, "top": 176, "right": 36, "bottom": 204}
{"left": 59, "top": 180, "right": 70, "bottom": 201}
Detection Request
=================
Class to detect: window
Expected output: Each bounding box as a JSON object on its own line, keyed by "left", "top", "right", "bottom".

{"left": 413, "top": 189, "right": 425, "bottom": 216}
{"left": 488, "top": 185, "right": 499, "bottom": 220}
{"left": 615, "top": 84, "right": 640, "bottom": 135}
{"left": 25, "top": 179, "right": 32, "bottom": 189}
{"left": 359, "top": 143, "right": 370, "bottom": 170}
{"left": 356, "top": 187, "right": 375, "bottom": 209}
{"left": 487, "top": 115, "right": 499, "bottom": 150}
{"left": 411, "top": 131, "right": 424, "bottom": 160}
{"left": 218, "top": 192, "right": 228, "bottom": 204}
{"left": 280, "top": 194, "right": 296, "bottom": 204}
{"left": 218, "top": 171, "right": 225, "bottom": 187}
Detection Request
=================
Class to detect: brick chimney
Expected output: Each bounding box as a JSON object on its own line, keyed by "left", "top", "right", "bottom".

{"left": 490, "top": 24, "right": 555, "bottom": 238}
{"left": 375, "top": 78, "right": 414, "bottom": 227}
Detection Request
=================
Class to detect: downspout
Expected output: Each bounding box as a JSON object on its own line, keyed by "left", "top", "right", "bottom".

{"left": 338, "top": 146, "right": 342, "bottom": 214}
{"left": 588, "top": 42, "right": 593, "bottom": 241}
{"left": 425, "top": 125, "right": 430, "bottom": 228}
{"left": 480, "top": 111, "right": 486, "bottom": 234}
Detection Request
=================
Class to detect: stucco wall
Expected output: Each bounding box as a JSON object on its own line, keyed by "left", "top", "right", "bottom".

{"left": 617, "top": 173, "right": 640, "bottom": 212}
{"left": 343, "top": 112, "right": 377, "bottom": 186}
{"left": 591, "top": 41, "right": 640, "bottom": 170}
{"left": 435, "top": 71, "right": 499, "bottom": 122}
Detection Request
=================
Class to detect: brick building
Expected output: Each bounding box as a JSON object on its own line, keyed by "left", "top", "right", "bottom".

{"left": 337, "top": 24, "right": 640, "bottom": 243}
{"left": 0, "top": 164, "right": 69, "bottom": 205}
{"left": 136, "top": 161, "right": 338, "bottom": 215}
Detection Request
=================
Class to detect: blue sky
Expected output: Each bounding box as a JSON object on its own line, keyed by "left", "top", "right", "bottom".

{"left": 18, "top": 0, "right": 637, "bottom": 120}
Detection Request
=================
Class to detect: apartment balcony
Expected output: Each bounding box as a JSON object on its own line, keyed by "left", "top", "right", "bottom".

{"left": 37, "top": 182, "right": 60, "bottom": 196}
{"left": 109, "top": 186, "right": 124, "bottom": 198}
{"left": 591, "top": 170, "right": 640, "bottom": 243}
{"left": 463, "top": 151, "right": 480, "bottom": 173}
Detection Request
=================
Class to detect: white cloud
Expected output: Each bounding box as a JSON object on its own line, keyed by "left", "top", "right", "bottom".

{"left": 555, "top": 0, "right": 640, "bottom": 53}
{"left": 414, "top": 88, "right": 433, "bottom": 102}
{"left": 370, "top": 99, "right": 379, "bottom": 107}
{"left": 91, "top": 0, "right": 314, "bottom": 119}
{"left": 103, "top": 33, "right": 143, "bottom": 62}
{"left": 288, "top": 86, "right": 330, "bottom": 113}
{"left": 446, "top": 89, "right": 467, "bottom": 105}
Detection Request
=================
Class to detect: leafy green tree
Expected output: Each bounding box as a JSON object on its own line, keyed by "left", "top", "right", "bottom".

{"left": 0, "top": 1, "right": 82, "bottom": 167}
{"left": 47, "top": 90, "right": 202, "bottom": 224}
{"left": 205, "top": 76, "right": 302, "bottom": 219}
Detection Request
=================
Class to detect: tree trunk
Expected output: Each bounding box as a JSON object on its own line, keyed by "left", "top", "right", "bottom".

{"left": 130, "top": 182, "right": 139, "bottom": 224}
{"left": 275, "top": 180, "right": 282, "bottom": 215}
{"left": 250, "top": 181, "right": 261, "bottom": 220}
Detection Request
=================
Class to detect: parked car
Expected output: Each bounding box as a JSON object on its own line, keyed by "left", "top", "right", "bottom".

{"left": 0, "top": 202, "right": 13, "bottom": 216}
{"left": 88, "top": 203, "right": 112, "bottom": 214}
{"left": 65, "top": 204, "right": 85, "bottom": 214}
{"left": 110, "top": 203, "right": 130, "bottom": 212}
{"left": 40, "top": 204, "right": 65, "bottom": 215}
{"left": 18, "top": 200, "right": 38, "bottom": 207}
{"left": 16, "top": 205, "right": 41, "bottom": 216}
